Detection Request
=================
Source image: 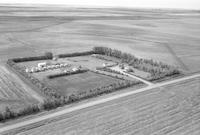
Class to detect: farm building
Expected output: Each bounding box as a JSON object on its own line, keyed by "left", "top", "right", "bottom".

{"left": 124, "top": 66, "right": 133, "bottom": 72}
{"left": 103, "top": 63, "right": 107, "bottom": 67}
{"left": 72, "top": 67, "right": 78, "bottom": 71}
{"left": 25, "top": 68, "right": 29, "bottom": 73}
{"left": 91, "top": 54, "right": 97, "bottom": 57}
{"left": 38, "top": 62, "right": 47, "bottom": 68}
{"left": 30, "top": 68, "right": 36, "bottom": 73}
{"left": 53, "top": 56, "right": 58, "bottom": 61}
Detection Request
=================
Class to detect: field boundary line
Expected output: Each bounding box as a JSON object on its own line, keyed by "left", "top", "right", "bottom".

{"left": 163, "top": 43, "right": 189, "bottom": 71}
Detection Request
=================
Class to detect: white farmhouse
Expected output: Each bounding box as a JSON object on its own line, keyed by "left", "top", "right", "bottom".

{"left": 38, "top": 62, "right": 47, "bottom": 68}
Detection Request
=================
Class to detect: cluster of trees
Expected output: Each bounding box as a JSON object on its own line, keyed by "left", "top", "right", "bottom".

{"left": 93, "top": 47, "right": 181, "bottom": 81}
{"left": 58, "top": 51, "right": 94, "bottom": 58}
{"left": 92, "top": 54, "right": 114, "bottom": 62}
{"left": 48, "top": 69, "right": 89, "bottom": 79}
{"left": 93, "top": 47, "right": 123, "bottom": 59}
{"left": 0, "top": 98, "right": 70, "bottom": 122}
{"left": 12, "top": 52, "right": 53, "bottom": 63}
{"left": 0, "top": 105, "right": 40, "bottom": 122}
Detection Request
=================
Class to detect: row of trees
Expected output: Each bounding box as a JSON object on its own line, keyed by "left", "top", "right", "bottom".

{"left": 93, "top": 47, "right": 181, "bottom": 81}
{"left": 58, "top": 51, "right": 94, "bottom": 58}
{"left": 0, "top": 98, "right": 69, "bottom": 122}
{"left": 12, "top": 52, "right": 53, "bottom": 63}
{"left": 76, "top": 80, "right": 139, "bottom": 100}
{"left": 48, "top": 69, "right": 89, "bottom": 79}
{"left": 0, "top": 78, "right": 139, "bottom": 122}
{"left": 0, "top": 105, "right": 40, "bottom": 122}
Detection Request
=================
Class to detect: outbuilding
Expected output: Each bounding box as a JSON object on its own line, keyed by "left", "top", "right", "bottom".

{"left": 38, "top": 62, "right": 47, "bottom": 68}
{"left": 102, "top": 63, "right": 107, "bottom": 67}
{"left": 25, "top": 68, "right": 29, "bottom": 73}
{"left": 72, "top": 67, "right": 78, "bottom": 72}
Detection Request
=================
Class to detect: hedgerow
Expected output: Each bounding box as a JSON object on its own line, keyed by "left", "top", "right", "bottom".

{"left": 93, "top": 46, "right": 181, "bottom": 81}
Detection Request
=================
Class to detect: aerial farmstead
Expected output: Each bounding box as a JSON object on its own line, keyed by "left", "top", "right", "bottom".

{"left": 3, "top": 46, "right": 181, "bottom": 123}
{"left": 0, "top": 6, "right": 200, "bottom": 135}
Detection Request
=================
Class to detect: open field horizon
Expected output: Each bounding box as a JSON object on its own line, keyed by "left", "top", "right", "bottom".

{"left": 0, "top": 6, "right": 200, "bottom": 74}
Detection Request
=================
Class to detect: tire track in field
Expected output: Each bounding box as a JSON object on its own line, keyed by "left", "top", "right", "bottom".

{"left": 0, "top": 20, "right": 70, "bottom": 34}
{"left": 6, "top": 33, "right": 36, "bottom": 51}
{"left": 163, "top": 44, "right": 189, "bottom": 71}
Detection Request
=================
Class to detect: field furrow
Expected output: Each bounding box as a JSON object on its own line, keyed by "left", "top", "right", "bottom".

{"left": 16, "top": 77, "right": 200, "bottom": 135}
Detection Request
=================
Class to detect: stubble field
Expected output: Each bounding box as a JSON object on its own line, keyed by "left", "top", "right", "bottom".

{"left": 0, "top": 65, "right": 43, "bottom": 112}
{"left": 14, "top": 76, "right": 200, "bottom": 135}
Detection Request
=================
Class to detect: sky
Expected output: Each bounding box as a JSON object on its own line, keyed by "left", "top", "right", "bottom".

{"left": 0, "top": 0, "right": 200, "bottom": 10}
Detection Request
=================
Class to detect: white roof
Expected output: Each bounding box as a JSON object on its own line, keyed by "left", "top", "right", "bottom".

{"left": 38, "top": 62, "right": 47, "bottom": 66}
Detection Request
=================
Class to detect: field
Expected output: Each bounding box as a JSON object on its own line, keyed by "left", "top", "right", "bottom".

{"left": 0, "top": 65, "right": 43, "bottom": 112}
{"left": 0, "top": 6, "right": 200, "bottom": 74}
{"left": 13, "top": 76, "right": 200, "bottom": 135}
{"left": 43, "top": 71, "right": 122, "bottom": 96}
{"left": 0, "top": 5, "right": 200, "bottom": 134}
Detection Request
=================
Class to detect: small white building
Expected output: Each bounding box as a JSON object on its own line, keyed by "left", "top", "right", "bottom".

{"left": 72, "top": 67, "right": 78, "bottom": 72}
{"left": 124, "top": 66, "right": 133, "bottom": 72}
{"left": 38, "top": 62, "right": 47, "bottom": 68}
{"left": 91, "top": 54, "right": 97, "bottom": 57}
{"left": 31, "top": 68, "right": 36, "bottom": 73}
{"left": 102, "top": 63, "right": 107, "bottom": 67}
{"left": 53, "top": 57, "right": 58, "bottom": 61}
{"left": 25, "top": 68, "right": 29, "bottom": 73}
